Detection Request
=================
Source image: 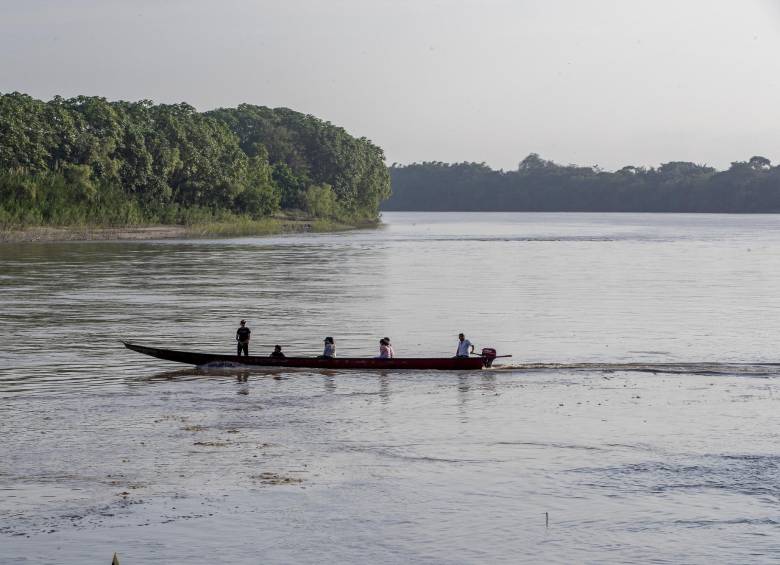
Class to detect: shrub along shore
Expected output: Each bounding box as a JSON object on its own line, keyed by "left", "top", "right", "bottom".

{"left": 0, "top": 92, "right": 391, "bottom": 240}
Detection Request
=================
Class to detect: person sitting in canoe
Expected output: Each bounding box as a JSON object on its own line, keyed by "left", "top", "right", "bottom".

{"left": 270, "top": 345, "right": 285, "bottom": 359}
{"left": 321, "top": 336, "right": 336, "bottom": 358}
{"left": 378, "top": 337, "right": 394, "bottom": 359}
{"left": 455, "top": 333, "right": 474, "bottom": 358}
{"left": 236, "top": 319, "right": 251, "bottom": 356}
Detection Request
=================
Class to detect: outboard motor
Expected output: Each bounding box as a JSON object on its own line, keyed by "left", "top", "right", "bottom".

{"left": 481, "top": 347, "right": 497, "bottom": 367}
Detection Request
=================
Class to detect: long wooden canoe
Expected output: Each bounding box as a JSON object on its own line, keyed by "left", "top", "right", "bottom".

{"left": 123, "top": 342, "right": 489, "bottom": 370}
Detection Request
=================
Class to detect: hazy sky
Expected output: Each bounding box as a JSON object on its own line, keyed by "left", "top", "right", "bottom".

{"left": 2, "top": 0, "right": 779, "bottom": 170}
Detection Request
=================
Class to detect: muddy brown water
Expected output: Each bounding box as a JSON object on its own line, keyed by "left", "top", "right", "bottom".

{"left": 2, "top": 212, "right": 780, "bottom": 563}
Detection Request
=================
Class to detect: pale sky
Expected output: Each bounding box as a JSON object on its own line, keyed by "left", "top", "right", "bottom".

{"left": 2, "top": 0, "right": 779, "bottom": 170}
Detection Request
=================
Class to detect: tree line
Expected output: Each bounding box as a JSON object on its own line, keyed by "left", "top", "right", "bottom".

{"left": 385, "top": 154, "right": 780, "bottom": 212}
{"left": 0, "top": 92, "right": 390, "bottom": 227}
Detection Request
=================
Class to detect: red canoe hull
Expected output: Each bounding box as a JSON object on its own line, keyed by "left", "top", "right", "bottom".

{"left": 123, "top": 342, "right": 487, "bottom": 371}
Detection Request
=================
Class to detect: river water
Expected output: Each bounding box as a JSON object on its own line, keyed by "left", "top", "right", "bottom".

{"left": 1, "top": 212, "right": 779, "bottom": 563}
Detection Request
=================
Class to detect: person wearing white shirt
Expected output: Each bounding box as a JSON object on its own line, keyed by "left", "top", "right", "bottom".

{"left": 455, "top": 333, "right": 474, "bottom": 358}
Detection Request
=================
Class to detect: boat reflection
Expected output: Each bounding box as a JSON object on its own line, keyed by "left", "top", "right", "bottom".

{"left": 378, "top": 374, "right": 391, "bottom": 403}
{"left": 131, "top": 367, "right": 490, "bottom": 408}
{"left": 133, "top": 366, "right": 291, "bottom": 384}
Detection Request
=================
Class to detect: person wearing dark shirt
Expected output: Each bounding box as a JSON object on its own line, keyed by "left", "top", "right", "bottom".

{"left": 236, "top": 319, "right": 251, "bottom": 356}
{"left": 270, "top": 345, "right": 286, "bottom": 359}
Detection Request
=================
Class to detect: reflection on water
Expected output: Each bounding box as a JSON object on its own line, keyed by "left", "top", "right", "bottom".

{"left": 2, "top": 213, "right": 780, "bottom": 564}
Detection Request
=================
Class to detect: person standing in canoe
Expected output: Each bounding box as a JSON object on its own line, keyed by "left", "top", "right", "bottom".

{"left": 321, "top": 336, "right": 336, "bottom": 358}
{"left": 236, "top": 320, "right": 251, "bottom": 356}
{"left": 455, "top": 333, "right": 474, "bottom": 358}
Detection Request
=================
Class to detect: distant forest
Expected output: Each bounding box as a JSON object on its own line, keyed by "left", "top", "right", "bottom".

{"left": 386, "top": 154, "right": 780, "bottom": 212}
{"left": 0, "top": 92, "right": 390, "bottom": 227}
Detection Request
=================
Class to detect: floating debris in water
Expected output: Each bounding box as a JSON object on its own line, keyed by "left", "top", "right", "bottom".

{"left": 252, "top": 472, "right": 303, "bottom": 485}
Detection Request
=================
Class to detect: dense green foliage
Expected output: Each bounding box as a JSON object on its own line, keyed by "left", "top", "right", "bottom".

{"left": 206, "top": 105, "right": 390, "bottom": 218}
{"left": 0, "top": 93, "right": 390, "bottom": 227}
{"left": 386, "top": 154, "right": 780, "bottom": 212}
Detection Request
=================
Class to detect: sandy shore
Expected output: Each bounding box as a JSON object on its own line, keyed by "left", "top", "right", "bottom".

{"left": 1, "top": 216, "right": 379, "bottom": 242}
{"left": 0, "top": 225, "right": 192, "bottom": 243}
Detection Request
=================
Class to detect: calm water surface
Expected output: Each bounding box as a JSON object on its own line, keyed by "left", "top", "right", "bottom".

{"left": 1, "top": 212, "right": 779, "bottom": 563}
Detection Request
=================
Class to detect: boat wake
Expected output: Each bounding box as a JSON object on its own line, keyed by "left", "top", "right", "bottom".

{"left": 494, "top": 362, "right": 780, "bottom": 377}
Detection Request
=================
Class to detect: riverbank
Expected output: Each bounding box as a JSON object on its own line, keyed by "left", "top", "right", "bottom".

{"left": 0, "top": 217, "right": 375, "bottom": 243}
